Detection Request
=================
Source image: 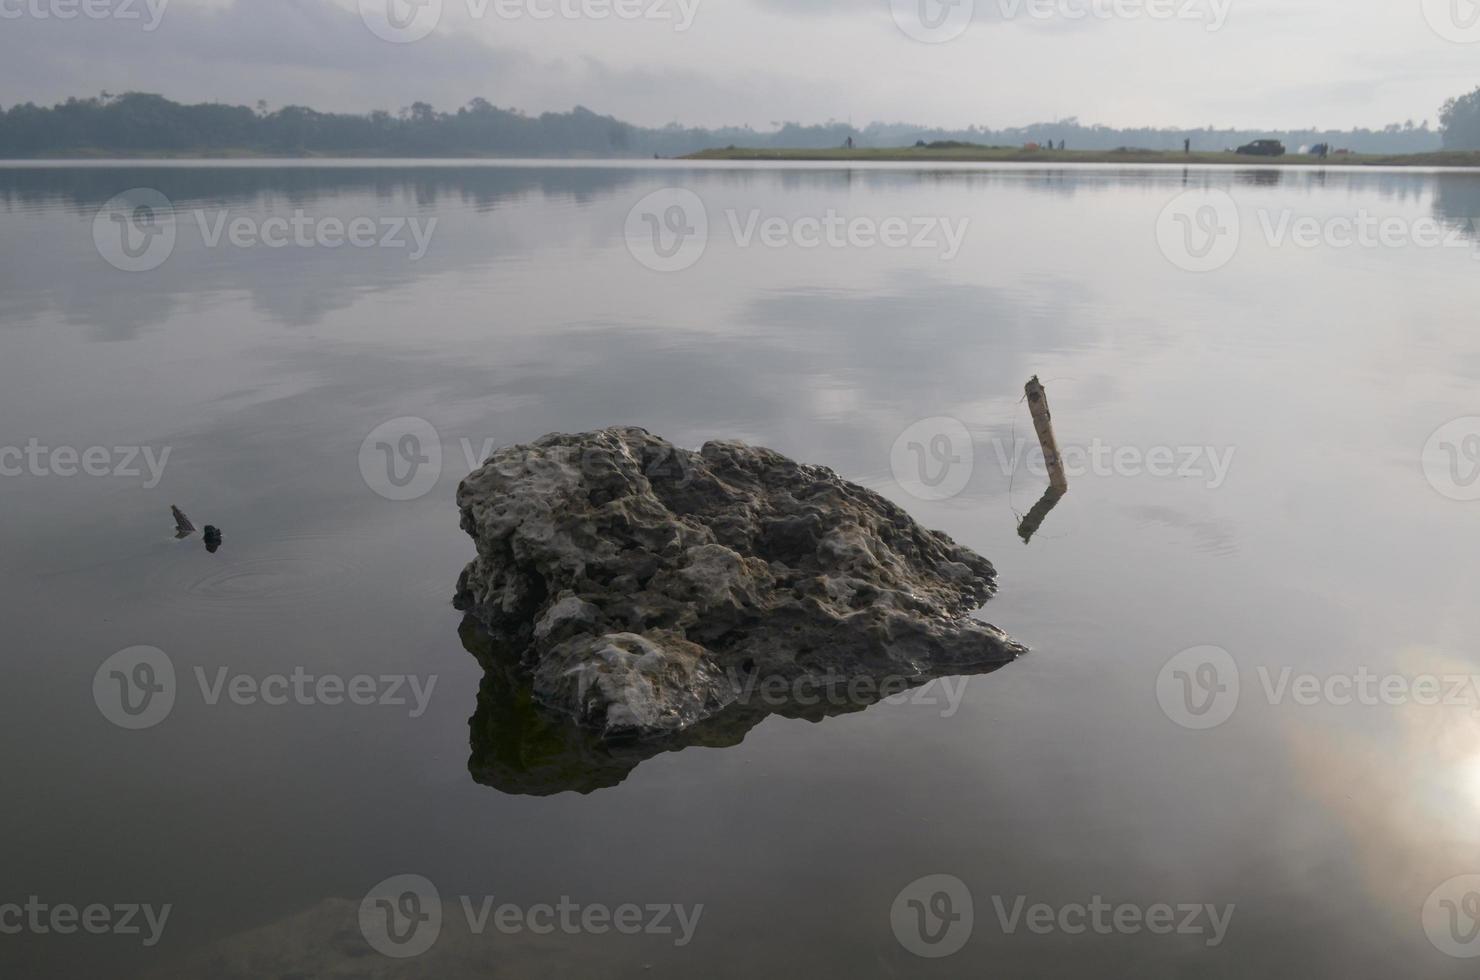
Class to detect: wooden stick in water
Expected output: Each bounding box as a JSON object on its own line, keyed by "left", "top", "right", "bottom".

{"left": 1025, "top": 376, "right": 1068, "bottom": 493}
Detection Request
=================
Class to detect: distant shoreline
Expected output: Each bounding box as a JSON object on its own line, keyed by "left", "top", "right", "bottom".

{"left": 4, "top": 147, "right": 1479, "bottom": 168}
{"left": 0, "top": 150, "right": 592, "bottom": 160}
{"left": 684, "top": 146, "right": 1480, "bottom": 167}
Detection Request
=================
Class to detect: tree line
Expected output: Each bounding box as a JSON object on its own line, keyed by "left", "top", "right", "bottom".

{"left": 1440, "top": 87, "right": 1480, "bottom": 150}
{"left": 0, "top": 91, "right": 1466, "bottom": 158}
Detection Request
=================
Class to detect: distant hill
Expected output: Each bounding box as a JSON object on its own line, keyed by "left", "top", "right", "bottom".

{"left": 0, "top": 92, "right": 1446, "bottom": 159}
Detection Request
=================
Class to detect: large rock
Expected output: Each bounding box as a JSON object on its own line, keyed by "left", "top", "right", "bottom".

{"left": 454, "top": 427, "right": 1024, "bottom": 740}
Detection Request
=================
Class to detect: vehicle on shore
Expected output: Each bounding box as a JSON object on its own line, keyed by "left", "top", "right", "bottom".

{"left": 1236, "top": 139, "right": 1287, "bottom": 156}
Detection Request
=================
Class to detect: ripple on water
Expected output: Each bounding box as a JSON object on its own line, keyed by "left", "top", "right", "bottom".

{"left": 160, "top": 537, "right": 362, "bottom": 613}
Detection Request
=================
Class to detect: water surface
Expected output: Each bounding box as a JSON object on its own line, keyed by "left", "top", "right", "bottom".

{"left": 3, "top": 160, "right": 1480, "bottom": 978}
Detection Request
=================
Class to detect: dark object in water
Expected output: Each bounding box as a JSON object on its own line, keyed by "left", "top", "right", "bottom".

{"left": 172, "top": 506, "right": 223, "bottom": 553}
{"left": 171, "top": 505, "right": 196, "bottom": 539}
{"left": 455, "top": 427, "right": 1024, "bottom": 740}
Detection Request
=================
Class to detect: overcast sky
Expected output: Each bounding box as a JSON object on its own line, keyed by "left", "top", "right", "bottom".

{"left": 0, "top": 0, "right": 1475, "bottom": 130}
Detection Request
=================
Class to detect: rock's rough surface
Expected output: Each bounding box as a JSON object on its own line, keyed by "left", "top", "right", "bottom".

{"left": 454, "top": 427, "right": 1024, "bottom": 739}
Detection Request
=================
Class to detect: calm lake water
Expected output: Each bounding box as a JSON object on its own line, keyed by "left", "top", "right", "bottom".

{"left": 4, "top": 160, "right": 1480, "bottom": 978}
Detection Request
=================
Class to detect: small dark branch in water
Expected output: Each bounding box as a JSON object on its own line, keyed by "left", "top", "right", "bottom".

{"left": 1018, "top": 486, "right": 1066, "bottom": 544}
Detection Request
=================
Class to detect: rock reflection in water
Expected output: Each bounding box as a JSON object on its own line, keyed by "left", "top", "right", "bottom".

{"left": 460, "top": 617, "right": 1014, "bottom": 797}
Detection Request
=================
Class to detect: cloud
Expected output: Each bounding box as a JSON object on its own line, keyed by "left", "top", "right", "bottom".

{"left": 0, "top": 0, "right": 507, "bottom": 110}
{"left": 0, "top": 0, "right": 1474, "bottom": 130}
